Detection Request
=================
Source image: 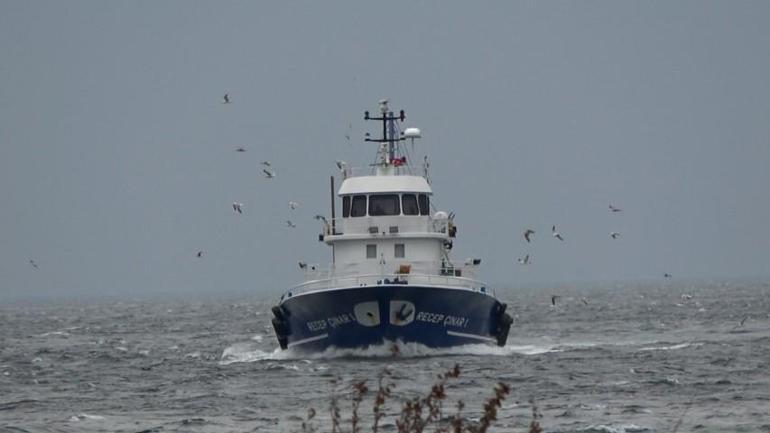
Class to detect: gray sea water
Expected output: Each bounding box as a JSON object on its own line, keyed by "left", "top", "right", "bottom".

{"left": 1, "top": 279, "right": 769, "bottom": 433}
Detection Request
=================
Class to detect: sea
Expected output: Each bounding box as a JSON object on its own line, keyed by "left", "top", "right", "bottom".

{"left": 1, "top": 279, "right": 768, "bottom": 433}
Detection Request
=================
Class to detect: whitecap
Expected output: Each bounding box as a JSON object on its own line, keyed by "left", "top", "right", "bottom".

{"left": 579, "top": 424, "right": 650, "bottom": 433}
{"left": 69, "top": 413, "right": 106, "bottom": 422}
{"left": 637, "top": 342, "right": 699, "bottom": 352}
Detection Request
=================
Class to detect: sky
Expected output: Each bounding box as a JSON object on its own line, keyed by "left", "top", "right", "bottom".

{"left": 2, "top": 1, "right": 770, "bottom": 302}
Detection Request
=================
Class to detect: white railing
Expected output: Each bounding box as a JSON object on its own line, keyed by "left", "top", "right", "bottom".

{"left": 324, "top": 216, "right": 451, "bottom": 237}
{"left": 281, "top": 273, "right": 494, "bottom": 299}
{"left": 341, "top": 165, "right": 427, "bottom": 179}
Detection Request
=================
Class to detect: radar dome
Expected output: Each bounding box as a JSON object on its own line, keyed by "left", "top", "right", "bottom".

{"left": 403, "top": 127, "right": 421, "bottom": 138}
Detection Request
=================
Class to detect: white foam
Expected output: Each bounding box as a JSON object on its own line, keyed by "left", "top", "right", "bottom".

{"left": 69, "top": 413, "right": 106, "bottom": 422}
{"left": 219, "top": 340, "right": 559, "bottom": 364}
{"left": 637, "top": 342, "right": 698, "bottom": 352}
{"left": 579, "top": 424, "right": 650, "bottom": 433}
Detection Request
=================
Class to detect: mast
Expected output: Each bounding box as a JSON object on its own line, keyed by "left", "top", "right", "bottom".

{"left": 364, "top": 99, "right": 406, "bottom": 166}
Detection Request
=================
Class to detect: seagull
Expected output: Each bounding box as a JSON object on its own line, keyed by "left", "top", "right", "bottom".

{"left": 288, "top": 201, "right": 299, "bottom": 210}
{"left": 298, "top": 261, "right": 307, "bottom": 270}
{"left": 580, "top": 297, "right": 589, "bottom": 306}
{"left": 664, "top": 273, "right": 673, "bottom": 278}
{"left": 286, "top": 220, "right": 296, "bottom": 228}
{"left": 222, "top": 93, "right": 231, "bottom": 104}
{"left": 731, "top": 317, "right": 749, "bottom": 331}
{"left": 609, "top": 204, "right": 622, "bottom": 212}
{"left": 610, "top": 232, "right": 621, "bottom": 239}
{"left": 196, "top": 251, "right": 204, "bottom": 258}
{"left": 29, "top": 259, "right": 39, "bottom": 270}
{"left": 232, "top": 202, "right": 243, "bottom": 214}
{"left": 260, "top": 161, "right": 271, "bottom": 167}
{"left": 552, "top": 225, "right": 564, "bottom": 241}
{"left": 551, "top": 295, "right": 561, "bottom": 306}
{"left": 523, "top": 229, "right": 535, "bottom": 243}
{"left": 235, "top": 147, "right": 247, "bottom": 152}
{"left": 335, "top": 160, "right": 347, "bottom": 172}
{"left": 517, "top": 254, "right": 530, "bottom": 265}
{"left": 262, "top": 169, "right": 276, "bottom": 179}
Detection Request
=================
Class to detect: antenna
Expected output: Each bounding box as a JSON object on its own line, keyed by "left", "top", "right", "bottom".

{"left": 364, "top": 99, "right": 407, "bottom": 165}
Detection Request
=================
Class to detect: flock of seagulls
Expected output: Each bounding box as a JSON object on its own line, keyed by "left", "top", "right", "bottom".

{"left": 517, "top": 204, "right": 625, "bottom": 266}
{"left": 194, "top": 93, "right": 311, "bottom": 259}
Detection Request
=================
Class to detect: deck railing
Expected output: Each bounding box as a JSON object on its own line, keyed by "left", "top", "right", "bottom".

{"left": 281, "top": 273, "right": 493, "bottom": 299}
{"left": 325, "top": 216, "right": 450, "bottom": 237}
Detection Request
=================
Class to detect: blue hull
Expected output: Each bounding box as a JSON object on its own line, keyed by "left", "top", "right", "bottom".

{"left": 271, "top": 285, "right": 512, "bottom": 352}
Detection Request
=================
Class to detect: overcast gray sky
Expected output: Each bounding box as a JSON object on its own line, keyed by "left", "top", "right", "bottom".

{"left": 2, "top": 1, "right": 770, "bottom": 301}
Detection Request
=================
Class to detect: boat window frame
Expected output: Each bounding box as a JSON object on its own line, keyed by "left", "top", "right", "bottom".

{"left": 366, "top": 244, "right": 377, "bottom": 259}
{"left": 350, "top": 195, "right": 367, "bottom": 217}
{"left": 342, "top": 196, "right": 351, "bottom": 218}
{"left": 418, "top": 194, "right": 430, "bottom": 216}
{"left": 401, "top": 194, "right": 419, "bottom": 216}
{"left": 368, "top": 194, "right": 401, "bottom": 216}
{"left": 394, "top": 243, "right": 405, "bottom": 258}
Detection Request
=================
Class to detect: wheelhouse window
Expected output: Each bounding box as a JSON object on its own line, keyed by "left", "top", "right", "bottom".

{"left": 366, "top": 244, "right": 377, "bottom": 259}
{"left": 401, "top": 194, "right": 419, "bottom": 216}
{"left": 368, "top": 194, "right": 400, "bottom": 216}
{"left": 395, "top": 243, "right": 405, "bottom": 258}
{"left": 351, "top": 195, "right": 367, "bottom": 217}
{"left": 418, "top": 194, "right": 430, "bottom": 216}
{"left": 342, "top": 196, "right": 351, "bottom": 218}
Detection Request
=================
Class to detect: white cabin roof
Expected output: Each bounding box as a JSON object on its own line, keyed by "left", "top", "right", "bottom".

{"left": 338, "top": 175, "right": 432, "bottom": 195}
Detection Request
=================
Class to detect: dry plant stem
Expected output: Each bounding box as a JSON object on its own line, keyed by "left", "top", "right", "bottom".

{"left": 330, "top": 377, "right": 342, "bottom": 433}
{"left": 395, "top": 364, "right": 461, "bottom": 433}
{"left": 351, "top": 380, "right": 368, "bottom": 433}
{"left": 527, "top": 398, "right": 543, "bottom": 433}
{"left": 468, "top": 382, "right": 511, "bottom": 433}
{"left": 372, "top": 368, "right": 393, "bottom": 433}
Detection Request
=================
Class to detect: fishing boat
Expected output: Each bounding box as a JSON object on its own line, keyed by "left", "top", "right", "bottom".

{"left": 271, "top": 100, "right": 512, "bottom": 352}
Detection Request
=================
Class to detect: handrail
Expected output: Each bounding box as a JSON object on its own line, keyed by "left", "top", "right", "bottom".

{"left": 281, "top": 273, "right": 493, "bottom": 299}
{"left": 323, "top": 216, "right": 451, "bottom": 237}
{"left": 341, "top": 165, "right": 426, "bottom": 179}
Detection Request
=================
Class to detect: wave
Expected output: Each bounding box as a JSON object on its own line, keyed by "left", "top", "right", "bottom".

{"left": 68, "top": 413, "right": 106, "bottom": 422}
{"left": 219, "top": 340, "right": 564, "bottom": 364}
{"left": 578, "top": 424, "right": 651, "bottom": 433}
{"left": 637, "top": 342, "right": 701, "bottom": 352}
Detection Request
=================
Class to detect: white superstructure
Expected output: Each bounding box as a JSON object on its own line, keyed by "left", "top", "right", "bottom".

{"left": 292, "top": 100, "right": 485, "bottom": 295}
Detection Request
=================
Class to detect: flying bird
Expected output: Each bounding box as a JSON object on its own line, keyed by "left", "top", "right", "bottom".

{"left": 29, "top": 259, "right": 39, "bottom": 270}
{"left": 288, "top": 201, "right": 299, "bottom": 210}
{"left": 523, "top": 229, "right": 535, "bottom": 243}
{"left": 232, "top": 202, "right": 243, "bottom": 214}
{"left": 517, "top": 254, "right": 530, "bottom": 265}
{"left": 664, "top": 273, "right": 673, "bottom": 278}
{"left": 196, "top": 251, "right": 204, "bottom": 258}
{"left": 609, "top": 204, "right": 622, "bottom": 212}
{"left": 222, "top": 93, "right": 231, "bottom": 104}
{"left": 286, "top": 220, "right": 296, "bottom": 228}
{"left": 335, "top": 160, "right": 347, "bottom": 173}
{"left": 731, "top": 316, "right": 749, "bottom": 331}
{"left": 580, "top": 297, "right": 589, "bottom": 306}
{"left": 260, "top": 161, "right": 272, "bottom": 167}
{"left": 551, "top": 295, "right": 561, "bottom": 306}
{"left": 552, "top": 225, "right": 564, "bottom": 241}
{"left": 610, "top": 232, "right": 621, "bottom": 239}
{"left": 263, "top": 169, "right": 276, "bottom": 179}
{"left": 235, "top": 147, "right": 247, "bottom": 152}
{"left": 298, "top": 261, "right": 307, "bottom": 270}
